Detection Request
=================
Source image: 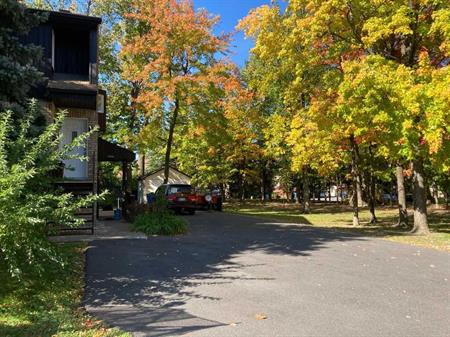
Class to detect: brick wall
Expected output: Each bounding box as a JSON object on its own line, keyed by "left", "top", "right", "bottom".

{"left": 66, "top": 108, "right": 98, "bottom": 183}
{"left": 39, "top": 100, "right": 99, "bottom": 185}
{"left": 39, "top": 100, "right": 99, "bottom": 225}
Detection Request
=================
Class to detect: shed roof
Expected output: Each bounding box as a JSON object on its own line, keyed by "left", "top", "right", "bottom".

{"left": 140, "top": 166, "right": 191, "bottom": 180}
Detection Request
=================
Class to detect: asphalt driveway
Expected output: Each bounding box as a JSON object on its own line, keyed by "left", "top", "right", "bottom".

{"left": 84, "top": 211, "right": 449, "bottom": 337}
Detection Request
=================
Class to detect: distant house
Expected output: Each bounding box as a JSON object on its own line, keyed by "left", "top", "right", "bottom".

{"left": 21, "top": 9, "right": 135, "bottom": 230}
{"left": 139, "top": 166, "right": 191, "bottom": 202}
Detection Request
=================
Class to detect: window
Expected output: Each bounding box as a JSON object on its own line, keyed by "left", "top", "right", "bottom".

{"left": 168, "top": 185, "right": 192, "bottom": 195}
{"left": 97, "top": 93, "right": 105, "bottom": 113}
{"left": 53, "top": 27, "right": 89, "bottom": 80}
{"left": 155, "top": 185, "right": 166, "bottom": 196}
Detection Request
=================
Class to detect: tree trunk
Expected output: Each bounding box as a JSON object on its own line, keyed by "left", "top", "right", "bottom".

{"left": 163, "top": 97, "right": 179, "bottom": 184}
{"left": 260, "top": 182, "right": 265, "bottom": 201}
{"left": 219, "top": 184, "right": 226, "bottom": 202}
{"left": 317, "top": 181, "right": 321, "bottom": 202}
{"left": 261, "top": 162, "right": 268, "bottom": 201}
{"left": 368, "top": 172, "right": 377, "bottom": 224}
{"left": 138, "top": 153, "right": 146, "bottom": 203}
{"left": 327, "top": 182, "right": 331, "bottom": 202}
{"left": 336, "top": 174, "right": 340, "bottom": 203}
{"left": 367, "top": 146, "right": 377, "bottom": 224}
{"left": 396, "top": 164, "right": 408, "bottom": 227}
{"left": 241, "top": 173, "right": 246, "bottom": 201}
{"left": 432, "top": 183, "right": 439, "bottom": 207}
{"left": 356, "top": 173, "right": 365, "bottom": 207}
{"left": 302, "top": 167, "right": 311, "bottom": 214}
{"left": 411, "top": 158, "right": 430, "bottom": 234}
{"left": 350, "top": 135, "right": 360, "bottom": 226}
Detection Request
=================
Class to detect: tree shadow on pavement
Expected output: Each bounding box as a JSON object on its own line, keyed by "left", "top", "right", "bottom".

{"left": 84, "top": 212, "right": 365, "bottom": 337}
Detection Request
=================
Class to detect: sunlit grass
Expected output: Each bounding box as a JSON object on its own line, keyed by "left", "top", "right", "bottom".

{"left": 226, "top": 201, "right": 450, "bottom": 252}
{"left": 0, "top": 243, "right": 130, "bottom": 337}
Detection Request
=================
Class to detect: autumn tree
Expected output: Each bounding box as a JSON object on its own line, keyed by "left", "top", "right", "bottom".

{"left": 172, "top": 65, "right": 257, "bottom": 197}
{"left": 121, "top": 0, "right": 230, "bottom": 183}
{"left": 239, "top": 0, "right": 450, "bottom": 232}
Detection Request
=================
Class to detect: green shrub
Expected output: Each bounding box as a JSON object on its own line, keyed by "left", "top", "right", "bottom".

{"left": 0, "top": 102, "right": 101, "bottom": 280}
{"left": 133, "top": 212, "right": 188, "bottom": 236}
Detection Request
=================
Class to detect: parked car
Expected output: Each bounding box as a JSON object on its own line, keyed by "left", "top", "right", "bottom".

{"left": 196, "top": 188, "right": 223, "bottom": 211}
{"left": 155, "top": 184, "right": 197, "bottom": 215}
{"left": 382, "top": 193, "right": 397, "bottom": 203}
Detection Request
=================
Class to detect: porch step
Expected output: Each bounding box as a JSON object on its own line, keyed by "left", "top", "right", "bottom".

{"left": 49, "top": 182, "right": 96, "bottom": 235}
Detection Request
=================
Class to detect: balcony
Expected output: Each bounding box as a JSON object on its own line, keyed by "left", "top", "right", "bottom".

{"left": 22, "top": 9, "right": 101, "bottom": 85}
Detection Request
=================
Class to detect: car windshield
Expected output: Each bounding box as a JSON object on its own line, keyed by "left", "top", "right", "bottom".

{"left": 168, "top": 185, "right": 192, "bottom": 195}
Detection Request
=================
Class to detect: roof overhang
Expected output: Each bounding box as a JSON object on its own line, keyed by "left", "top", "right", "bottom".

{"left": 140, "top": 165, "right": 191, "bottom": 180}
{"left": 29, "top": 9, "right": 102, "bottom": 29}
{"left": 98, "top": 138, "right": 135, "bottom": 163}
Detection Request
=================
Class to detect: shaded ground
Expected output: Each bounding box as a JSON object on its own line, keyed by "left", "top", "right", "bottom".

{"left": 0, "top": 244, "right": 129, "bottom": 337}
{"left": 226, "top": 201, "right": 450, "bottom": 251}
{"left": 50, "top": 218, "right": 146, "bottom": 243}
{"left": 85, "top": 212, "right": 449, "bottom": 337}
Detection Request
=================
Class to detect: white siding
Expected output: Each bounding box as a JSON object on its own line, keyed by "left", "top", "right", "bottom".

{"left": 142, "top": 168, "right": 191, "bottom": 202}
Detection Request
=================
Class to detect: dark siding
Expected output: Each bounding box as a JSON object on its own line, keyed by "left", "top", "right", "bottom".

{"left": 19, "top": 25, "right": 53, "bottom": 77}
{"left": 89, "top": 29, "right": 98, "bottom": 84}
{"left": 20, "top": 25, "right": 52, "bottom": 60}
{"left": 52, "top": 92, "right": 97, "bottom": 110}
{"left": 54, "top": 28, "right": 89, "bottom": 78}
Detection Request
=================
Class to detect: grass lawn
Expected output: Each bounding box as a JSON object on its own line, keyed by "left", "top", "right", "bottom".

{"left": 226, "top": 201, "right": 450, "bottom": 252}
{"left": 0, "top": 243, "right": 130, "bottom": 337}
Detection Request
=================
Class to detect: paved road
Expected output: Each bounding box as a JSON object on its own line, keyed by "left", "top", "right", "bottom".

{"left": 85, "top": 212, "right": 449, "bottom": 337}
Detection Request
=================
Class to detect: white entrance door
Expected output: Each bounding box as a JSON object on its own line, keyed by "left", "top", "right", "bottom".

{"left": 60, "top": 118, "right": 88, "bottom": 179}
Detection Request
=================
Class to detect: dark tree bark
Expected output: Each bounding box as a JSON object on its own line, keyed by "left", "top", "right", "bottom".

{"left": 317, "top": 181, "right": 321, "bottom": 202}
{"left": 368, "top": 172, "right": 377, "bottom": 224}
{"left": 432, "top": 183, "right": 439, "bottom": 206}
{"left": 163, "top": 97, "right": 179, "bottom": 184}
{"left": 327, "top": 182, "right": 331, "bottom": 202}
{"left": 219, "top": 183, "right": 226, "bottom": 202}
{"left": 260, "top": 161, "right": 269, "bottom": 201}
{"left": 140, "top": 154, "right": 145, "bottom": 177}
{"left": 350, "top": 135, "right": 360, "bottom": 226}
{"left": 367, "top": 146, "right": 377, "bottom": 224}
{"left": 411, "top": 158, "right": 430, "bottom": 234}
{"left": 356, "top": 173, "right": 365, "bottom": 207}
{"left": 396, "top": 164, "right": 408, "bottom": 227}
{"left": 302, "top": 167, "right": 311, "bottom": 213}
{"left": 137, "top": 153, "right": 146, "bottom": 203}
{"left": 240, "top": 164, "right": 246, "bottom": 201}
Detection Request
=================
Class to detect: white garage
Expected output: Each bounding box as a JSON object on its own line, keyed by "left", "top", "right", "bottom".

{"left": 139, "top": 166, "right": 192, "bottom": 203}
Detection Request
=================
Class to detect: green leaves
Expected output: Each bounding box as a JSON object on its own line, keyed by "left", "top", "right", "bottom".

{"left": 0, "top": 103, "right": 102, "bottom": 280}
{"left": 239, "top": 0, "right": 450, "bottom": 177}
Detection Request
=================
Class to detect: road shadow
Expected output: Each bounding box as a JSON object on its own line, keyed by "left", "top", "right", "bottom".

{"left": 84, "top": 212, "right": 366, "bottom": 336}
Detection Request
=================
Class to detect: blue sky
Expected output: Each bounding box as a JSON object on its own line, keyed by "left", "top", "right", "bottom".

{"left": 194, "top": 0, "right": 276, "bottom": 67}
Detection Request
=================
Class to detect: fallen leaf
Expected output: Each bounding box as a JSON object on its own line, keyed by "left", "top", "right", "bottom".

{"left": 255, "top": 313, "right": 267, "bottom": 320}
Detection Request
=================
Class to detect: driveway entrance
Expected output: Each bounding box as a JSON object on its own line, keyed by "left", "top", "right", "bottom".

{"left": 84, "top": 212, "right": 449, "bottom": 337}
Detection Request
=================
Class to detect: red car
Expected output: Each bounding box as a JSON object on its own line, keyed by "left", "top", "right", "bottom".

{"left": 196, "top": 189, "right": 223, "bottom": 211}
{"left": 155, "top": 184, "right": 197, "bottom": 215}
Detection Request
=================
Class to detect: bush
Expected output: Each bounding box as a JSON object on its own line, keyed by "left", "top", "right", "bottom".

{"left": 133, "top": 212, "right": 188, "bottom": 236}
{"left": 0, "top": 102, "right": 100, "bottom": 280}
